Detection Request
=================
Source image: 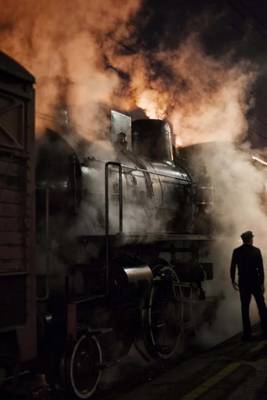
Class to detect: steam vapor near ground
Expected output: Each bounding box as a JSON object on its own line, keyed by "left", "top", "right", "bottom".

{"left": 195, "top": 143, "right": 267, "bottom": 346}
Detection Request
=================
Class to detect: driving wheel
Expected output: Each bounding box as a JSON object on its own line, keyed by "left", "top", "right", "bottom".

{"left": 144, "top": 266, "right": 184, "bottom": 359}
{"left": 62, "top": 334, "right": 102, "bottom": 399}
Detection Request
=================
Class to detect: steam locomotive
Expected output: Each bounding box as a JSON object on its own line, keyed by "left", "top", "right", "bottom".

{"left": 0, "top": 52, "right": 214, "bottom": 399}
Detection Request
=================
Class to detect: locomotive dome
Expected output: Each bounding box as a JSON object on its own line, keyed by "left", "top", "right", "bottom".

{"left": 0, "top": 51, "right": 35, "bottom": 83}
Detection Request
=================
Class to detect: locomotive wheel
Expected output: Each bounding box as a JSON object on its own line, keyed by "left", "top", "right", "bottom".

{"left": 145, "top": 266, "right": 184, "bottom": 359}
{"left": 62, "top": 334, "right": 103, "bottom": 399}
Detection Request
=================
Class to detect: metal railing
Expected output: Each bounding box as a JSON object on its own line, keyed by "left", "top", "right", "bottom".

{"left": 104, "top": 162, "right": 123, "bottom": 295}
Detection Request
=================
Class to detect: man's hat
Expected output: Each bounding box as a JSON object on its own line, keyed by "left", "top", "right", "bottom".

{"left": 241, "top": 230, "right": 254, "bottom": 241}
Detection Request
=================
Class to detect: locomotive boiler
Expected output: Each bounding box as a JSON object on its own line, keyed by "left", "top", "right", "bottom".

{"left": 0, "top": 53, "right": 214, "bottom": 400}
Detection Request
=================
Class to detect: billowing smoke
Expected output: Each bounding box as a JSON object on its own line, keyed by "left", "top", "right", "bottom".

{"left": 0, "top": 0, "right": 140, "bottom": 137}
{"left": 0, "top": 2, "right": 256, "bottom": 146}
{"left": 168, "top": 37, "right": 256, "bottom": 146}
{"left": 108, "top": 34, "right": 256, "bottom": 145}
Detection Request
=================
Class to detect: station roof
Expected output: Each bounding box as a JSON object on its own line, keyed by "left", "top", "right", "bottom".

{"left": 0, "top": 51, "right": 35, "bottom": 83}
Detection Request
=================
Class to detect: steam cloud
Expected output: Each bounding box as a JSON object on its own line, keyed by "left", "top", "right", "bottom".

{"left": 109, "top": 34, "right": 256, "bottom": 146}
{"left": 0, "top": 0, "right": 140, "bottom": 137}
{"left": 195, "top": 143, "right": 267, "bottom": 345}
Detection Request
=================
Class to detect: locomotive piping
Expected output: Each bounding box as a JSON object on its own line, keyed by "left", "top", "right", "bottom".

{"left": 120, "top": 163, "right": 192, "bottom": 182}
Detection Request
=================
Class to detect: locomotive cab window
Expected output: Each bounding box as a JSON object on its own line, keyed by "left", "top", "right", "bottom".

{"left": 132, "top": 119, "right": 174, "bottom": 163}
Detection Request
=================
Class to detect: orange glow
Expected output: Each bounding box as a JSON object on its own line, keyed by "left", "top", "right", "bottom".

{"left": 175, "top": 136, "right": 183, "bottom": 147}
{"left": 0, "top": 0, "right": 141, "bottom": 138}
{"left": 113, "top": 36, "right": 256, "bottom": 147}
{"left": 136, "top": 90, "right": 167, "bottom": 119}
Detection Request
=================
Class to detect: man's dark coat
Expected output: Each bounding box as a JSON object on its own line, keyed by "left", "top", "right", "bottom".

{"left": 230, "top": 244, "right": 264, "bottom": 287}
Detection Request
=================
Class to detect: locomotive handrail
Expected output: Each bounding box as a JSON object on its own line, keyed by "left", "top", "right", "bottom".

{"left": 105, "top": 162, "right": 123, "bottom": 236}
{"left": 105, "top": 161, "right": 123, "bottom": 296}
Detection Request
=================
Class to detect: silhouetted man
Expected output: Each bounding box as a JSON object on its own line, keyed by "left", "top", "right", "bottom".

{"left": 230, "top": 231, "right": 267, "bottom": 341}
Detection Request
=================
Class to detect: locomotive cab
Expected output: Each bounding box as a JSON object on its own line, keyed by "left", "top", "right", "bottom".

{"left": 132, "top": 119, "right": 174, "bottom": 164}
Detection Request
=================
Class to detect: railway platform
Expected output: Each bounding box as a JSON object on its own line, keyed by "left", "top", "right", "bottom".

{"left": 101, "top": 325, "right": 267, "bottom": 400}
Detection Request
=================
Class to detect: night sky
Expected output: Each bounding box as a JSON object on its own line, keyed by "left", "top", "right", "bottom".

{"left": 130, "top": 0, "right": 267, "bottom": 148}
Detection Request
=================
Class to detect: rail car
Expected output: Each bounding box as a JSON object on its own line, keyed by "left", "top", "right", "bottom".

{"left": 0, "top": 52, "right": 214, "bottom": 399}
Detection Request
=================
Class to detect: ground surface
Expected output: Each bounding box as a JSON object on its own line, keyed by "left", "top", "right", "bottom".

{"left": 97, "top": 326, "right": 267, "bottom": 400}
{"left": 4, "top": 325, "right": 267, "bottom": 399}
